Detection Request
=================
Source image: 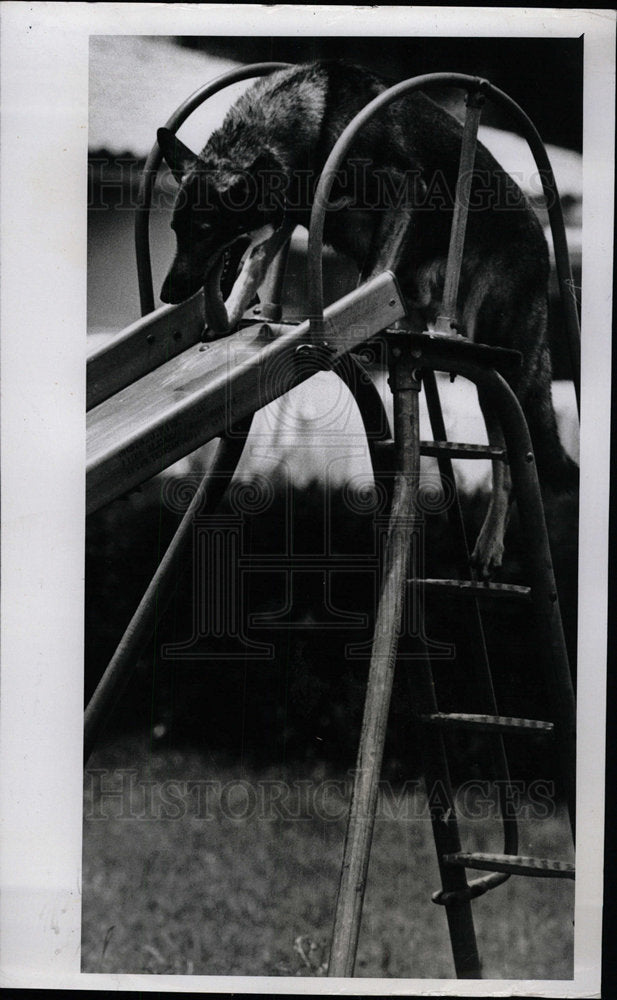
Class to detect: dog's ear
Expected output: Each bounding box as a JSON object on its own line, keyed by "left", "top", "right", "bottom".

{"left": 157, "top": 127, "right": 198, "bottom": 184}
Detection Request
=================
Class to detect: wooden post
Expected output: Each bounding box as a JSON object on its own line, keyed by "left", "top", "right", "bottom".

{"left": 328, "top": 346, "right": 422, "bottom": 976}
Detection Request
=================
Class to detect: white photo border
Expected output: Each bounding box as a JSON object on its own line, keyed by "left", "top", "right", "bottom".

{"left": 0, "top": 4, "right": 614, "bottom": 996}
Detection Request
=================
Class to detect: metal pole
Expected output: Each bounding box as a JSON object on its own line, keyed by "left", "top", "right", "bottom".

{"left": 328, "top": 348, "right": 422, "bottom": 976}
{"left": 435, "top": 89, "right": 485, "bottom": 334}
{"left": 84, "top": 419, "right": 252, "bottom": 763}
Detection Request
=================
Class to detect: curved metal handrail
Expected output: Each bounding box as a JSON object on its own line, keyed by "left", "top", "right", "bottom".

{"left": 307, "top": 71, "right": 580, "bottom": 412}
{"left": 135, "top": 62, "right": 290, "bottom": 316}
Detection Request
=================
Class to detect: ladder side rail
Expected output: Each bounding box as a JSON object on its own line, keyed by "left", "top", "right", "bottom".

{"left": 473, "top": 366, "right": 577, "bottom": 839}
{"left": 405, "top": 626, "right": 483, "bottom": 976}
{"left": 135, "top": 62, "right": 290, "bottom": 317}
{"left": 397, "top": 363, "right": 482, "bottom": 972}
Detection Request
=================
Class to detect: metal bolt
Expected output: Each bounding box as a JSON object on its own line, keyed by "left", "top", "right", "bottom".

{"left": 389, "top": 298, "right": 396, "bottom": 307}
{"left": 173, "top": 330, "right": 181, "bottom": 341}
{"left": 146, "top": 334, "right": 155, "bottom": 345}
{"left": 526, "top": 451, "right": 534, "bottom": 463}
{"left": 253, "top": 305, "right": 261, "bottom": 314}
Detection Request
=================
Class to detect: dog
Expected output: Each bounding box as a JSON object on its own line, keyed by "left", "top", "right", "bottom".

{"left": 157, "top": 60, "right": 578, "bottom": 577}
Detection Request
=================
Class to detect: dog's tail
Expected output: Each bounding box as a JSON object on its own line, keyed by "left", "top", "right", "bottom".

{"left": 522, "top": 345, "right": 579, "bottom": 494}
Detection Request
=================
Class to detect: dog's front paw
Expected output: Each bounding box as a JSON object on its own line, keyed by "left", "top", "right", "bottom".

{"left": 470, "top": 527, "right": 504, "bottom": 581}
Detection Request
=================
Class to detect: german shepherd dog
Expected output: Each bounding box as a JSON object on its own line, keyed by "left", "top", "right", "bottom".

{"left": 157, "top": 61, "right": 578, "bottom": 576}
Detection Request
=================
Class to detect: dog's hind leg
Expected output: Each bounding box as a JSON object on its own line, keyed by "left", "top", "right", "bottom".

{"left": 471, "top": 387, "right": 513, "bottom": 579}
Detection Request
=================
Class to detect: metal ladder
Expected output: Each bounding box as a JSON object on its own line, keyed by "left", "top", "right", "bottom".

{"left": 314, "top": 76, "right": 578, "bottom": 979}
{"left": 419, "top": 362, "right": 575, "bottom": 979}
{"left": 327, "top": 330, "right": 576, "bottom": 979}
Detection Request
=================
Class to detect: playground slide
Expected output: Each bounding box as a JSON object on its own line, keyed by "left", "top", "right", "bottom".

{"left": 86, "top": 271, "right": 405, "bottom": 514}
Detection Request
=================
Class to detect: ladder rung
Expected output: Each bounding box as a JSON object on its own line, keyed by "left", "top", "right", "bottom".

{"left": 421, "top": 713, "right": 554, "bottom": 736}
{"left": 443, "top": 853, "right": 574, "bottom": 879}
{"left": 420, "top": 440, "right": 507, "bottom": 461}
{"left": 417, "top": 579, "right": 532, "bottom": 601}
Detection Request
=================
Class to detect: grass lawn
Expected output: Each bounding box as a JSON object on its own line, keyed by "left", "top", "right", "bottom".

{"left": 82, "top": 734, "right": 574, "bottom": 979}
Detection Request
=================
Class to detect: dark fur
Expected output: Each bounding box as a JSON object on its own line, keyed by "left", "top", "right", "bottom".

{"left": 159, "top": 61, "right": 578, "bottom": 572}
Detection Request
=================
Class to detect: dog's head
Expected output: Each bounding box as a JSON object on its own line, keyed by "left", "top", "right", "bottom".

{"left": 157, "top": 128, "right": 285, "bottom": 327}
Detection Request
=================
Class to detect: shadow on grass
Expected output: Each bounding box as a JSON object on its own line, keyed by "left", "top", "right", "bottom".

{"left": 82, "top": 736, "right": 574, "bottom": 978}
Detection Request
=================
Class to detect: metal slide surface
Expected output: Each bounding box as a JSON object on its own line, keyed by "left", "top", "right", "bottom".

{"left": 86, "top": 271, "right": 405, "bottom": 514}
